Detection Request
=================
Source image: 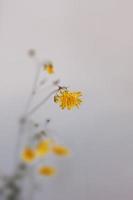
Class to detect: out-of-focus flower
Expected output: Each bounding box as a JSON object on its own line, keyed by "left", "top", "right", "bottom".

{"left": 28, "top": 49, "right": 36, "bottom": 57}
{"left": 38, "top": 166, "right": 56, "bottom": 176}
{"left": 52, "top": 145, "right": 70, "bottom": 156}
{"left": 43, "top": 63, "right": 54, "bottom": 74}
{"left": 54, "top": 89, "right": 82, "bottom": 110}
{"left": 35, "top": 139, "right": 51, "bottom": 157}
{"left": 22, "top": 148, "right": 36, "bottom": 163}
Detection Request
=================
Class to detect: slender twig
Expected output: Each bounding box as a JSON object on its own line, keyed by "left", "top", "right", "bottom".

{"left": 13, "top": 55, "right": 58, "bottom": 200}
{"left": 24, "top": 59, "right": 42, "bottom": 114}
{"left": 34, "top": 82, "right": 54, "bottom": 95}
{"left": 14, "top": 121, "right": 25, "bottom": 168}
{"left": 14, "top": 57, "right": 42, "bottom": 168}
{"left": 27, "top": 89, "right": 58, "bottom": 117}
{"left": 27, "top": 166, "right": 36, "bottom": 200}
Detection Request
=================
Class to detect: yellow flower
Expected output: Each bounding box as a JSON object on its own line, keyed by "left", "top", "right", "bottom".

{"left": 54, "top": 89, "right": 82, "bottom": 110}
{"left": 52, "top": 145, "right": 70, "bottom": 156}
{"left": 38, "top": 166, "right": 56, "bottom": 176}
{"left": 43, "top": 63, "right": 54, "bottom": 74}
{"left": 22, "top": 147, "right": 36, "bottom": 163}
{"left": 36, "top": 139, "right": 51, "bottom": 157}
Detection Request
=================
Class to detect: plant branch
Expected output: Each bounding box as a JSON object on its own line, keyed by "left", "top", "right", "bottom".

{"left": 27, "top": 89, "right": 58, "bottom": 117}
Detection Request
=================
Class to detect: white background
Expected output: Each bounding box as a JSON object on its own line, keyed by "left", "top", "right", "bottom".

{"left": 0, "top": 0, "right": 133, "bottom": 199}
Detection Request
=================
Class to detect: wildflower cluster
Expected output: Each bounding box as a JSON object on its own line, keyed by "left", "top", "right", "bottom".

{"left": 20, "top": 50, "right": 82, "bottom": 178}
{"left": 0, "top": 49, "right": 83, "bottom": 200}
{"left": 22, "top": 137, "right": 70, "bottom": 176}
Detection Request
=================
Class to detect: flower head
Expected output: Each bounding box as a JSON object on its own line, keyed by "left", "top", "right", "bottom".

{"left": 22, "top": 147, "right": 36, "bottom": 163}
{"left": 43, "top": 63, "right": 54, "bottom": 74}
{"left": 52, "top": 145, "right": 70, "bottom": 157}
{"left": 54, "top": 89, "right": 82, "bottom": 110}
{"left": 38, "top": 166, "right": 56, "bottom": 176}
{"left": 36, "top": 139, "right": 51, "bottom": 157}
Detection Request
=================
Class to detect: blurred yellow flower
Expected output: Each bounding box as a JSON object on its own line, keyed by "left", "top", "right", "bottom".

{"left": 43, "top": 63, "right": 54, "bottom": 74}
{"left": 36, "top": 139, "right": 51, "bottom": 157}
{"left": 22, "top": 147, "right": 36, "bottom": 163}
{"left": 54, "top": 89, "right": 82, "bottom": 110}
{"left": 52, "top": 145, "right": 70, "bottom": 156}
{"left": 38, "top": 166, "right": 56, "bottom": 176}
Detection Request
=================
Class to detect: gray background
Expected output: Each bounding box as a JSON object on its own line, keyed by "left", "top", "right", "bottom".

{"left": 0, "top": 0, "right": 133, "bottom": 199}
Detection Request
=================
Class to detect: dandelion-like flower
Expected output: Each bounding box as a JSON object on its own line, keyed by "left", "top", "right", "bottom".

{"left": 36, "top": 139, "right": 51, "bottom": 157}
{"left": 54, "top": 89, "right": 82, "bottom": 110}
{"left": 38, "top": 166, "right": 56, "bottom": 176}
{"left": 52, "top": 145, "right": 70, "bottom": 156}
{"left": 43, "top": 62, "right": 54, "bottom": 74}
{"left": 22, "top": 147, "right": 36, "bottom": 163}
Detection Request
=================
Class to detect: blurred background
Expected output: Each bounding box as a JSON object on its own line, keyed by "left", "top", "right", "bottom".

{"left": 0, "top": 0, "right": 133, "bottom": 199}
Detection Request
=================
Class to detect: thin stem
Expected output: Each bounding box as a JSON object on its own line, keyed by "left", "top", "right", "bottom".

{"left": 27, "top": 89, "right": 58, "bottom": 117}
{"left": 35, "top": 82, "right": 53, "bottom": 95}
{"left": 24, "top": 59, "right": 42, "bottom": 115}
{"left": 14, "top": 57, "right": 42, "bottom": 168}
{"left": 14, "top": 121, "right": 25, "bottom": 168}
{"left": 28, "top": 167, "right": 36, "bottom": 200}
{"left": 13, "top": 56, "right": 57, "bottom": 200}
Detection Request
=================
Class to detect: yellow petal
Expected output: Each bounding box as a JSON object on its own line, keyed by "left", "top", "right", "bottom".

{"left": 52, "top": 145, "right": 70, "bottom": 156}
{"left": 21, "top": 147, "right": 36, "bottom": 163}
{"left": 36, "top": 139, "right": 51, "bottom": 157}
{"left": 38, "top": 166, "right": 56, "bottom": 176}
